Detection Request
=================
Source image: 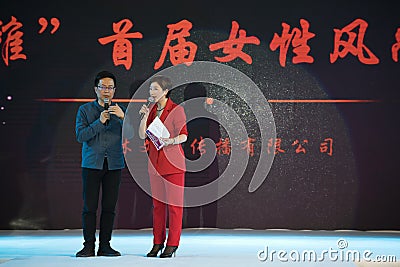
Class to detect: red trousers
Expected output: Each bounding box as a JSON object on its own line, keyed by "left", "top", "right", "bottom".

{"left": 150, "top": 172, "right": 184, "bottom": 246}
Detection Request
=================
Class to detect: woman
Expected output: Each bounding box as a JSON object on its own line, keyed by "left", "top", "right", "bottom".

{"left": 138, "top": 75, "right": 188, "bottom": 258}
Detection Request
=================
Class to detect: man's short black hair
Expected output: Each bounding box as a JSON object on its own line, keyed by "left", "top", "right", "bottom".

{"left": 94, "top": 70, "right": 117, "bottom": 87}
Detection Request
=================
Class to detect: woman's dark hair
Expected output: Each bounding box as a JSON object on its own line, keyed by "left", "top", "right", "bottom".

{"left": 94, "top": 70, "right": 117, "bottom": 87}
{"left": 149, "top": 75, "right": 172, "bottom": 97}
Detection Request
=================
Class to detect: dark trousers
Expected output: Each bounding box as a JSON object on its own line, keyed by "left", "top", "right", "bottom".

{"left": 184, "top": 202, "right": 217, "bottom": 228}
{"left": 184, "top": 176, "right": 218, "bottom": 228}
{"left": 81, "top": 159, "right": 121, "bottom": 248}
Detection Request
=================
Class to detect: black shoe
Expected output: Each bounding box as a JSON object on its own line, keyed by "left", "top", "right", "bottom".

{"left": 97, "top": 244, "right": 121, "bottom": 257}
{"left": 160, "top": 246, "right": 178, "bottom": 258}
{"left": 76, "top": 246, "right": 95, "bottom": 257}
{"left": 146, "top": 244, "right": 164, "bottom": 257}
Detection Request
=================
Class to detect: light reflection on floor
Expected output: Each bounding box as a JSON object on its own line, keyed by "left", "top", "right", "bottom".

{"left": 0, "top": 229, "right": 399, "bottom": 266}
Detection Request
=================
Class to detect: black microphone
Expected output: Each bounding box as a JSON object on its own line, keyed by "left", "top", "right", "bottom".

{"left": 104, "top": 98, "right": 109, "bottom": 125}
{"left": 140, "top": 96, "right": 155, "bottom": 120}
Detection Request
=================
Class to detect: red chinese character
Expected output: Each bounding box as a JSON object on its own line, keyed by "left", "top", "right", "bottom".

{"left": 269, "top": 19, "right": 315, "bottom": 67}
{"left": 140, "top": 139, "right": 150, "bottom": 153}
{"left": 267, "top": 138, "right": 285, "bottom": 155}
{"left": 190, "top": 136, "right": 206, "bottom": 155}
{"left": 190, "top": 138, "right": 198, "bottom": 155}
{"left": 292, "top": 139, "right": 308, "bottom": 154}
{"left": 154, "top": 19, "right": 197, "bottom": 70}
{"left": 330, "top": 19, "right": 379, "bottom": 64}
{"left": 216, "top": 137, "right": 231, "bottom": 155}
{"left": 241, "top": 137, "right": 256, "bottom": 157}
{"left": 209, "top": 21, "right": 260, "bottom": 64}
{"left": 98, "top": 19, "right": 143, "bottom": 70}
{"left": 320, "top": 138, "right": 333, "bottom": 156}
{"left": 0, "top": 16, "right": 27, "bottom": 66}
{"left": 198, "top": 139, "right": 206, "bottom": 155}
{"left": 392, "top": 28, "right": 400, "bottom": 62}
{"left": 122, "top": 138, "right": 132, "bottom": 155}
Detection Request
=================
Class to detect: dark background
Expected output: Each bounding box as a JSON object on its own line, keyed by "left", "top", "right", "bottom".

{"left": 0, "top": 1, "right": 399, "bottom": 230}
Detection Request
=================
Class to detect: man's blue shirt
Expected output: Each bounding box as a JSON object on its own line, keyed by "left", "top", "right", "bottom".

{"left": 76, "top": 100, "right": 126, "bottom": 170}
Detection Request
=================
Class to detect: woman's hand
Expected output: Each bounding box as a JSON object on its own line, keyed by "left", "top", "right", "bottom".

{"left": 139, "top": 104, "right": 150, "bottom": 120}
{"left": 160, "top": 137, "right": 174, "bottom": 146}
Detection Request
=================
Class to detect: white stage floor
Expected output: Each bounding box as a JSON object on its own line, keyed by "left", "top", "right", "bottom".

{"left": 0, "top": 229, "right": 399, "bottom": 267}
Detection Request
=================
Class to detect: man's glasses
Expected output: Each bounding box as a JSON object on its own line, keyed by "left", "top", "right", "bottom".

{"left": 97, "top": 86, "right": 116, "bottom": 91}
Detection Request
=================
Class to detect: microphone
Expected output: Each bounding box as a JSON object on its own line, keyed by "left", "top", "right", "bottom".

{"left": 140, "top": 96, "right": 155, "bottom": 120}
{"left": 104, "top": 98, "right": 109, "bottom": 125}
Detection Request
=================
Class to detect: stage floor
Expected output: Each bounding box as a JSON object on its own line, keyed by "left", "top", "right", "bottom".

{"left": 0, "top": 228, "right": 399, "bottom": 266}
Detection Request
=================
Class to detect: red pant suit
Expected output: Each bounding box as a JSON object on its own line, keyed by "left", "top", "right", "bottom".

{"left": 146, "top": 98, "right": 188, "bottom": 246}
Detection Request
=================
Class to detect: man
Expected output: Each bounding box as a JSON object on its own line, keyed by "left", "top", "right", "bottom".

{"left": 75, "top": 70, "right": 126, "bottom": 257}
{"left": 182, "top": 83, "right": 221, "bottom": 228}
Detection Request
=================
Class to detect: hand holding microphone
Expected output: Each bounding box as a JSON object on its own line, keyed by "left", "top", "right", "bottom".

{"left": 139, "top": 96, "right": 155, "bottom": 120}
{"left": 100, "top": 98, "right": 110, "bottom": 125}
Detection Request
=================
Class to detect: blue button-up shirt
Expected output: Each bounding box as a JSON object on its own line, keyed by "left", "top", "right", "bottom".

{"left": 76, "top": 100, "right": 126, "bottom": 170}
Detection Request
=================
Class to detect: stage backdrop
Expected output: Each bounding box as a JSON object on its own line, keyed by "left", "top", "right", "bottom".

{"left": 0, "top": 1, "right": 399, "bottom": 230}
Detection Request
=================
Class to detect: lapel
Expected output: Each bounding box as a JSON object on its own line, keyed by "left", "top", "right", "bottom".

{"left": 159, "top": 98, "right": 173, "bottom": 123}
{"left": 148, "top": 103, "right": 157, "bottom": 124}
